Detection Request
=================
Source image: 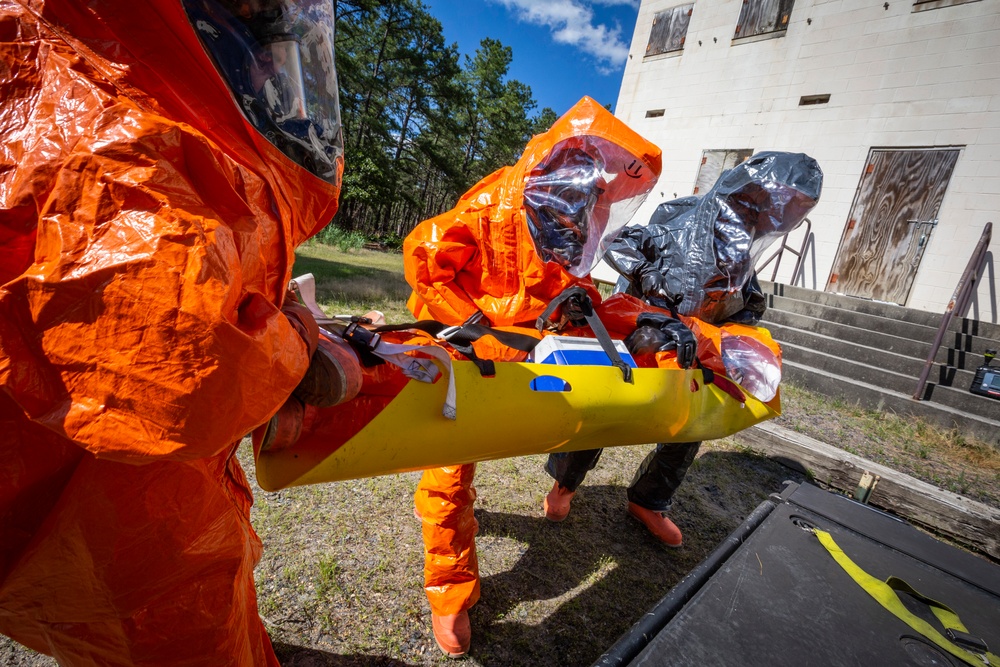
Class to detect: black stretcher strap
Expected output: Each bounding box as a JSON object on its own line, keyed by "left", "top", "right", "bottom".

{"left": 372, "top": 317, "right": 541, "bottom": 378}
{"left": 537, "top": 286, "right": 633, "bottom": 384}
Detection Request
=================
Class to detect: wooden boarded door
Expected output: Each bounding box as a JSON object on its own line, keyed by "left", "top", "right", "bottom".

{"left": 827, "top": 148, "right": 959, "bottom": 304}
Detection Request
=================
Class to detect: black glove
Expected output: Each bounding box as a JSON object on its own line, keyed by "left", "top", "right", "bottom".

{"left": 635, "top": 313, "right": 697, "bottom": 369}
{"left": 625, "top": 325, "right": 669, "bottom": 356}
{"left": 635, "top": 265, "right": 681, "bottom": 309}
{"left": 638, "top": 265, "right": 667, "bottom": 297}
{"left": 536, "top": 286, "right": 593, "bottom": 331}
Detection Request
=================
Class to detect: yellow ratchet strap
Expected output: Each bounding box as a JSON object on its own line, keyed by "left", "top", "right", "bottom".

{"left": 814, "top": 529, "right": 998, "bottom": 666}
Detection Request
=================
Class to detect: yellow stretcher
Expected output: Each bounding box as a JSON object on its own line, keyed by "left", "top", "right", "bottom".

{"left": 254, "top": 359, "right": 779, "bottom": 491}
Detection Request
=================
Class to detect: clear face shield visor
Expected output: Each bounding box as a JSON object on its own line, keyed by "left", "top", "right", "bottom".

{"left": 184, "top": 0, "right": 343, "bottom": 184}
{"left": 524, "top": 138, "right": 657, "bottom": 278}
{"left": 252, "top": 38, "right": 309, "bottom": 121}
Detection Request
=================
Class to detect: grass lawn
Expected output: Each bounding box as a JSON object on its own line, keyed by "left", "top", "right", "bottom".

{"left": 292, "top": 241, "right": 414, "bottom": 323}
{"left": 4, "top": 242, "right": 997, "bottom": 666}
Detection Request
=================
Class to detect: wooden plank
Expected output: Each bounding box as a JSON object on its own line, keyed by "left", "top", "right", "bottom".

{"left": 664, "top": 4, "right": 693, "bottom": 53}
{"left": 735, "top": 421, "right": 1000, "bottom": 561}
{"left": 694, "top": 149, "right": 753, "bottom": 195}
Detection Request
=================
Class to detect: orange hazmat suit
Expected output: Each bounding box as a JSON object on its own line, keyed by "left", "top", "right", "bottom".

{"left": 404, "top": 96, "right": 662, "bottom": 617}
{"left": 0, "top": 0, "right": 342, "bottom": 664}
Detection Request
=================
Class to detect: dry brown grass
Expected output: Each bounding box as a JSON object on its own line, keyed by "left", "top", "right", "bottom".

{"left": 773, "top": 384, "right": 1000, "bottom": 507}
{"left": 248, "top": 439, "right": 804, "bottom": 666}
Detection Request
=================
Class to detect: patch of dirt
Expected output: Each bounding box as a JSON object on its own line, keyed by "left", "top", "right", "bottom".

{"left": 0, "top": 440, "right": 807, "bottom": 666}
{"left": 5, "top": 382, "right": 997, "bottom": 665}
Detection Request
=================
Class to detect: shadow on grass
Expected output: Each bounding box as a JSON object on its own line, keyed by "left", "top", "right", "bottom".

{"left": 467, "top": 450, "right": 804, "bottom": 667}
{"left": 274, "top": 643, "right": 417, "bottom": 667}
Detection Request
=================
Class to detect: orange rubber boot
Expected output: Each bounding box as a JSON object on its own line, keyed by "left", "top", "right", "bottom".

{"left": 543, "top": 482, "right": 576, "bottom": 522}
{"left": 627, "top": 502, "right": 683, "bottom": 547}
{"left": 432, "top": 610, "right": 471, "bottom": 658}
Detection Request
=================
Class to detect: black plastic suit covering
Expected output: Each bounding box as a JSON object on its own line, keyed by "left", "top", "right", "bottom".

{"left": 606, "top": 152, "right": 823, "bottom": 324}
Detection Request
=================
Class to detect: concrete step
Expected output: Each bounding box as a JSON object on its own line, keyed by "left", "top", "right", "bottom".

{"left": 765, "top": 294, "right": 939, "bottom": 341}
{"left": 765, "top": 295, "right": 1000, "bottom": 355}
{"left": 761, "top": 280, "right": 1000, "bottom": 341}
{"left": 770, "top": 322, "right": 984, "bottom": 388}
{"left": 923, "top": 375, "right": 1000, "bottom": 420}
{"left": 757, "top": 279, "right": 1000, "bottom": 443}
{"left": 768, "top": 323, "right": 929, "bottom": 375}
{"left": 780, "top": 342, "right": 1000, "bottom": 422}
{"left": 764, "top": 296, "right": 1000, "bottom": 368}
{"left": 764, "top": 293, "right": 1000, "bottom": 363}
{"left": 934, "top": 362, "right": 981, "bottom": 390}
{"left": 782, "top": 360, "right": 1000, "bottom": 446}
{"left": 773, "top": 328, "right": 978, "bottom": 387}
{"left": 762, "top": 310, "right": 998, "bottom": 368}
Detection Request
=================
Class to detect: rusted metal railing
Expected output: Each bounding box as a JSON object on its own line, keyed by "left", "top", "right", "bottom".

{"left": 913, "top": 222, "right": 993, "bottom": 400}
{"left": 756, "top": 218, "right": 812, "bottom": 285}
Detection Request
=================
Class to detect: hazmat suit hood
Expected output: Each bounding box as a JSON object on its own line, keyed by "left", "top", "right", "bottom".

{"left": 405, "top": 96, "right": 661, "bottom": 327}
{"left": 1, "top": 0, "right": 343, "bottom": 453}
{"left": 6, "top": 0, "right": 343, "bottom": 270}
{"left": 606, "top": 151, "right": 822, "bottom": 323}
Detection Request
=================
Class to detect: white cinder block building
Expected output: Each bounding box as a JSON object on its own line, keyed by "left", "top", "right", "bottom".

{"left": 609, "top": 0, "right": 999, "bottom": 322}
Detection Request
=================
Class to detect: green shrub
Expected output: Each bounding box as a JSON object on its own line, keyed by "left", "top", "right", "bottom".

{"left": 381, "top": 231, "right": 405, "bottom": 252}
{"left": 315, "top": 224, "right": 367, "bottom": 252}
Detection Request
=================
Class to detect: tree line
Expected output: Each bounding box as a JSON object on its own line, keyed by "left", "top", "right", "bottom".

{"left": 331, "top": 0, "right": 562, "bottom": 247}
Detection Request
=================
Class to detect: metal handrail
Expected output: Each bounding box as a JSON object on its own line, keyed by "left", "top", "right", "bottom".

{"left": 756, "top": 218, "right": 812, "bottom": 285}
{"left": 912, "top": 222, "right": 993, "bottom": 400}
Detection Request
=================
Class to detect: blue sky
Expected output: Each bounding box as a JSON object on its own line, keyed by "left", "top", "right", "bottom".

{"left": 422, "top": 0, "right": 642, "bottom": 117}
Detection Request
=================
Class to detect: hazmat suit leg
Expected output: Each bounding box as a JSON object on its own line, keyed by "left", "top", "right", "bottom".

{"left": 414, "top": 464, "right": 481, "bottom": 615}
{"left": 0, "top": 399, "right": 278, "bottom": 667}
{"left": 545, "top": 449, "right": 604, "bottom": 492}
{"left": 545, "top": 442, "right": 699, "bottom": 510}
{"left": 626, "top": 442, "right": 701, "bottom": 512}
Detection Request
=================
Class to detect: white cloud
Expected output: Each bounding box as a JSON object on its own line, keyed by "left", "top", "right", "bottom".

{"left": 492, "top": 0, "right": 637, "bottom": 74}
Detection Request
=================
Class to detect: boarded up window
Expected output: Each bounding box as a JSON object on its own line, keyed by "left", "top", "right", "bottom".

{"left": 693, "top": 149, "right": 754, "bottom": 194}
{"left": 733, "top": 0, "right": 795, "bottom": 40}
{"left": 646, "top": 4, "right": 694, "bottom": 56}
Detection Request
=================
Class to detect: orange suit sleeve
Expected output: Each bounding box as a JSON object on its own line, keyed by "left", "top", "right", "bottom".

{"left": 403, "top": 212, "right": 484, "bottom": 324}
